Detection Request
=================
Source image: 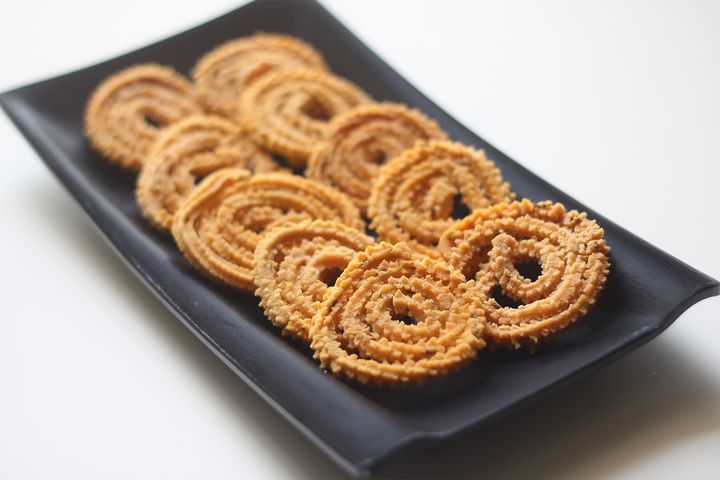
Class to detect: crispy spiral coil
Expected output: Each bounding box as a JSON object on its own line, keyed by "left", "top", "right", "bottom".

{"left": 438, "top": 199, "right": 610, "bottom": 349}
{"left": 192, "top": 33, "right": 327, "bottom": 118}
{"left": 172, "top": 168, "right": 364, "bottom": 290}
{"left": 310, "top": 242, "right": 486, "bottom": 385}
{"left": 136, "top": 115, "right": 280, "bottom": 230}
{"left": 84, "top": 64, "right": 202, "bottom": 169}
{"left": 368, "top": 140, "right": 514, "bottom": 257}
{"left": 240, "top": 69, "right": 371, "bottom": 167}
{"left": 254, "top": 220, "right": 374, "bottom": 341}
{"left": 306, "top": 102, "right": 447, "bottom": 213}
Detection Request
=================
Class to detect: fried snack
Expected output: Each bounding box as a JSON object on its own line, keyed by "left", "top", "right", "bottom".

{"left": 192, "top": 33, "right": 327, "bottom": 118}
{"left": 309, "top": 242, "right": 486, "bottom": 386}
{"left": 368, "top": 140, "right": 514, "bottom": 257}
{"left": 306, "top": 102, "right": 447, "bottom": 213}
{"left": 84, "top": 64, "right": 202, "bottom": 169}
{"left": 136, "top": 115, "right": 280, "bottom": 230}
{"left": 438, "top": 199, "right": 610, "bottom": 349}
{"left": 254, "top": 220, "right": 374, "bottom": 342}
{"left": 172, "top": 168, "right": 364, "bottom": 290}
{"left": 240, "top": 69, "right": 371, "bottom": 167}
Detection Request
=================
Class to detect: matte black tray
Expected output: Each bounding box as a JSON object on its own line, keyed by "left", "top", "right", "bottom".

{"left": 2, "top": 0, "right": 717, "bottom": 476}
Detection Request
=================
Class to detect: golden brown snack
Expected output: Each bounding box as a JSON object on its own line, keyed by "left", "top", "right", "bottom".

{"left": 306, "top": 102, "right": 447, "bottom": 213}
{"left": 192, "top": 33, "right": 327, "bottom": 118}
{"left": 241, "top": 69, "right": 371, "bottom": 167}
{"left": 438, "top": 199, "right": 610, "bottom": 349}
{"left": 136, "top": 115, "right": 280, "bottom": 230}
{"left": 368, "top": 140, "right": 514, "bottom": 257}
{"left": 84, "top": 64, "right": 202, "bottom": 169}
{"left": 254, "top": 220, "right": 374, "bottom": 342}
{"left": 172, "top": 168, "right": 364, "bottom": 291}
{"left": 309, "top": 242, "right": 486, "bottom": 386}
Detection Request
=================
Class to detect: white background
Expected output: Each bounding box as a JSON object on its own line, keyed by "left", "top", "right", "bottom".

{"left": 1, "top": 1, "right": 718, "bottom": 478}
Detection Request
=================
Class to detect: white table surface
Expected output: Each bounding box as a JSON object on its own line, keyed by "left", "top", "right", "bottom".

{"left": 1, "top": 1, "right": 718, "bottom": 478}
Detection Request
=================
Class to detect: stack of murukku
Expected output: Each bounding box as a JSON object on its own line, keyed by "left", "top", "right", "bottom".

{"left": 84, "top": 32, "right": 610, "bottom": 386}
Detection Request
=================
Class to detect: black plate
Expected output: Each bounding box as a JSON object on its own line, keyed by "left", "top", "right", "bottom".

{"left": 2, "top": 0, "right": 718, "bottom": 477}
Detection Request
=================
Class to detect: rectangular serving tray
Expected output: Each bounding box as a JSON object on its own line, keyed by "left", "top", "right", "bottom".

{"left": 2, "top": 0, "right": 718, "bottom": 476}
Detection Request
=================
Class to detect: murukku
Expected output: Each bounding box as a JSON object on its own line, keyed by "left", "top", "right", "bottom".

{"left": 192, "top": 33, "right": 327, "bottom": 118}
{"left": 254, "top": 220, "right": 374, "bottom": 342}
{"left": 306, "top": 102, "right": 447, "bottom": 213}
{"left": 438, "top": 199, "right": 610, "bottom": 349}
{"left": 136, "top": 115, "right": 280, "bottom": 230}
{"left": 172, "top": 168, "right": 364, "bottom": 291}
{"left": 240, "top": 69, "right": 371, "bottom": 167}
{"left": 368, "top": 140, "right": 514, "bottom": 257}
{"left": 309, "top": 242, "right": 486, "bottom": 386}
{"left": 84, "top": 64, "right": 202, "bottom": 169}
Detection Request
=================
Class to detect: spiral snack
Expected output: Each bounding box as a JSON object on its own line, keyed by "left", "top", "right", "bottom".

{"left": 309, "top": 242, "right": 486, "bottom": 386}
{"left": 192, "top": 33, "right": 327, "bottom": 118}
{"left": 306, "top": 103, "right": 447, "bottom": 213}
{"left": 241, "top": 69, "right": 371, "bottom": 167}
{"left": 254, "top": 220, "right": 374, "bottom": 341}
{"left": 172, "top": 168, "right": 364, "bottom": 290}
{"left": 136, "top": 115, "right": 280, "bottom": 230}
{"left": 438, "top": 199, "right": 610, "bottom": 349}
{"left": 368, "top": 140, "right": 514, "bottom": 257}
{"left": 85, "top": 64, "right": 202, "bottom": 169}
